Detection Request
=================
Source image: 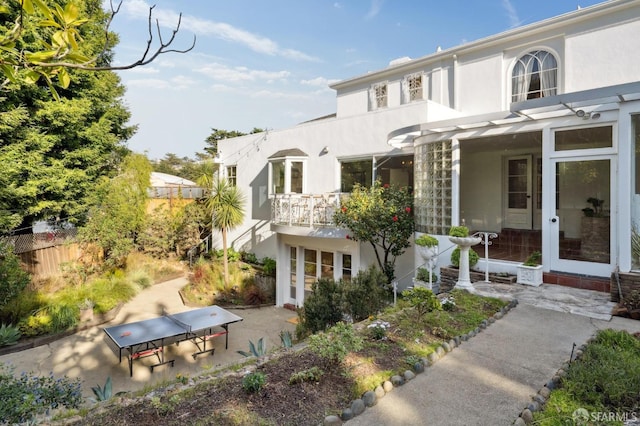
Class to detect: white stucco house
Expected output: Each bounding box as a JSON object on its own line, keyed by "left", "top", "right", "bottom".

{"left": 216, "top": 0, "right": 640, "bottom": 307}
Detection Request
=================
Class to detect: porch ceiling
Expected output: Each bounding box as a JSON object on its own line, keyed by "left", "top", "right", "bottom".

{"left": 388, "top": 81, "right": 640, "bottom": 147}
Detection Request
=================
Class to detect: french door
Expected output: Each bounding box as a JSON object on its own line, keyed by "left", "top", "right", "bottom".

{"left": 548, "top": 156, "right": 614, "bottom": 276}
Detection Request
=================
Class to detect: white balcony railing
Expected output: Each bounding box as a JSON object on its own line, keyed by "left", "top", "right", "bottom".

{"left": 271, "top": 193, "right": 346, "bottom": 228}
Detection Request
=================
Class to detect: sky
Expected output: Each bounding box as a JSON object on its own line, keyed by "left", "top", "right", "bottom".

{"left": 108, "top": 0, "right": 606, "bottom": 160}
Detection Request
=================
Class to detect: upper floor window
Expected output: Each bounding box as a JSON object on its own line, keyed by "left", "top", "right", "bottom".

{"left": 268, "top": 149, "right": 307, "bottom": 195}
{"left": 403, "top": 73, "right": 423, "bottom": 103}
{"left": 512, "top": 50, "right": 557, "bottom": 102}
{"left": 369, "top": 82, "right": 388, "bottom": 110}
{"left": 226, "top": 165, "right": 237, "bottom": 186}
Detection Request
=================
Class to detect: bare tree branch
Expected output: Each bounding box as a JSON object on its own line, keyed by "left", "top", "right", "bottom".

{"left": 5, "top": 1, "right": 196, "bottom": 73}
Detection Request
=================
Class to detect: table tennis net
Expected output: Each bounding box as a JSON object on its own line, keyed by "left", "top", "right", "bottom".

{"left": 164, "top": 311, "right": 192, "bottom": 333}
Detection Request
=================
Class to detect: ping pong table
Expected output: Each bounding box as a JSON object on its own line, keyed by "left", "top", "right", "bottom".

{"left": 103, "top": 305, "right": 243, "bottom": 376}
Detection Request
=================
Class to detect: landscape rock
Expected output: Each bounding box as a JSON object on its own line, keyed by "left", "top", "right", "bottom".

{"left": 351, "top": 399, "right": 365, "bottom": 415}
{"left": 403, "top": 370, "right": 415, "bottom": 381}
{"left": 340, "top": 408, "right": 354, "bottom": 421}
{"left": 390, "top": 375, "right": 405, "bottom": 386}
{"left": 521, "top": 408, "right": 534, "bottom": 424}
{"left": 362, "top": 391, "right": 377, "bottom": 407}
{"left": 374, "top": 385, "right": 385, "bottom": 399}
{"left": 382, "top": 380, "right": 393, "bottom": 392}
{"left": 324, "top": 415, "right": 342, "bottom": 425}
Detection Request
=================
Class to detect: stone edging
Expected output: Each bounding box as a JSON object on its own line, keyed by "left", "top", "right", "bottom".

{"left": 513, "top": 336, "right": 590, "bottom": 425}
{"left": 323, "top": 299, "right": 520, "bottom": 425}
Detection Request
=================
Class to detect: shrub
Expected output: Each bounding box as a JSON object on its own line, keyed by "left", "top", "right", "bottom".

{"left": 401, "top": 287, "right": 441, "bottom": 319}
{"left": 523, "top": 251, "right": 542, "bottom": 267}
{"left": 308, "top": 322, "right": 363, "bottom": 364}
{"left": 261, "top": 257, "right": 276, "bottom": 277}
{"left": 0, "top": 242, "right": 31, "bottom": 312}
{"left": 415, "top": 234, "right": 438, "bottom": 247}
{"left": 18, "top": 311, "right": 53, "bottom": 337}
{"left": 215, "top": 247, "right": 241, "bottom": 262}
{"left": 448, "top": 226, "right": 469, "bottom": 237}
{"left": 296, "top": 278, "right": 344, "bottom": 336}
{"left": 241, "top": 251, "right": 259, "bottom": 264}
{"left": 367, "top": 320, "right": 390, "bottom": 340}
{"left": 0, "top": 323, "right": 21, "bottom": 346}
{"left": 416, "top": 267, "right": 437, "bottom": 283}
{"left": 342, "top": 266, "right": 389, "bottom": 322}
{"left": 242, "top": 371, "right": 266, "bottom": 393}
{"left": 242, "top": 285, "right": 266, "bottom": 306}
{"left": 450, "top": 247, "right": 479, "bottom": 268}
{"left": 289, "top": 366, "right": 324, "bottom": 385}
{"left": 0, "top": 363, "right": 83, "bottom": 424}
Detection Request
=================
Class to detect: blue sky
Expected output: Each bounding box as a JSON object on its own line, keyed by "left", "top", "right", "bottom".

{"left": 108, "top": 0, "right": 605, "bottom": 160}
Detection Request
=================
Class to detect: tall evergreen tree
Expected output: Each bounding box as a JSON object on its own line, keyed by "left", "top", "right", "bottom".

{"left": 0, "top": 0, "right": 134, "bottom": 232}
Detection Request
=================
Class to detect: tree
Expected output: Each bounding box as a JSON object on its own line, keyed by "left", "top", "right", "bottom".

{"left": 200, "top": 176, "right": 245, "bottom": 286}
{"left": 0, "top": 0, "right": 137, "bottom": 233}
{"left": 0, "top": 0, "right": 195, "bottom": 96}
{"left": 333, "top": 181, "right": 414, "bottom": 283}
{"left": 77, "top": 153, "right": 151, "bottom": 268}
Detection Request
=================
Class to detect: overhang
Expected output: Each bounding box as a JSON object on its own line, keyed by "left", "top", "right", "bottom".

{"left": 388, "top": 81, "right": 640, "bottom": 147}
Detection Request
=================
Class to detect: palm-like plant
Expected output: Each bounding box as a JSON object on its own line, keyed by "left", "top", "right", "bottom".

{"left": 202, "top": 177, "right": 246, "bottom": 286}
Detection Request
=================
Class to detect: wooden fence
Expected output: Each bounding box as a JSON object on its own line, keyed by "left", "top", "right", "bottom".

{"left": 18, "top": 243, "right": 82, "bottom": 279}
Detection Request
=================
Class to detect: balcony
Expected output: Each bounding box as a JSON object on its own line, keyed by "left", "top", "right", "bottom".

{"left": 271, "top": 193, "right": 346, "bottom": 228}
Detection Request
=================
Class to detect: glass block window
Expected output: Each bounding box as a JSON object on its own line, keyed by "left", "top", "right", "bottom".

{"left": 414, "top": 140, "right": 452, "bottom": 235}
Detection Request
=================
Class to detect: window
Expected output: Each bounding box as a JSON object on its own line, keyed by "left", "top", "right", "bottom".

{"left": 415, "top": 140, "right": 452, "bottom": 235}
{"left": 272, "top": 160, "right": 286, "bottom": 194}
{"left": 555, "top": 126, "right": 612, "bottom": 151}
{"left": 512, "top": 50, "right": 557, "bottom": 102}
{"left": 369, "top": 82, "right": 388, "bottom": 110}
{"left": 226, "top": 165, "right": 237, "bottom": 186}
{"left": 290, "top": 246, "right": 297, "bottom": 299}
{"left": 403, "top": 73, "right": 423, "bottom": 103}
{"left": 341, "top": 159, "right": 373, "bottom": 192}
{"left": 320, "top": 251, "right": 334, "bottom": 279}
{"left": 268, "top": 149, "right": 308, "bottom": 195}
{"left": 342, "top": 254, "right": 352, "bottom": 281}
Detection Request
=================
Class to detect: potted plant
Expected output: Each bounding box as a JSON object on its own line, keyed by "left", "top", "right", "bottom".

{"left": 413, "top": 267, "right": 437, "bottom": 290}
{"left": 517, "top": 251, "right": 543, "bottom": 286}
{"left": 79, "top": 298, "right": 95, "bottom": 322}
{"left": 415, "top": 234, "right": 439, "bottom": 271}
{"left": 580, "top": 197, "right": 610, "bottom": 262}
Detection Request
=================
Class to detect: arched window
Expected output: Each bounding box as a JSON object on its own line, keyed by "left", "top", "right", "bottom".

{"left": 512, "top": 50, "right": 557, "bottom": 102}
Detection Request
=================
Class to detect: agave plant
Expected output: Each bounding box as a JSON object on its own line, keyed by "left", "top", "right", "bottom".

{"left": 91, "top": 376, "right": 113, "bottom": 402}
{"left": 237, "top": 337, "right": 267, "bottom": 358}
{"left": 279, "top": 330, "right": 293, "bottom": 349}
{"left": 0, "top": 323, "right": 21, "bottom": 347}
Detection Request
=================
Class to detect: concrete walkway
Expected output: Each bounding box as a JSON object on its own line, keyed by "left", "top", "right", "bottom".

{"left": 347, "top": 288, "right": 640, "bottom": 425}
{"left": 0, "top": 276, "right": 297, "bottom": 399}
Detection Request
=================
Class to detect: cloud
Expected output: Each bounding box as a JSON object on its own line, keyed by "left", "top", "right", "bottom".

{"left": 128, "top": 67, "right": 160, "bottom": 74}
{"left": 195, "top": 63, "right": 291, "bottom": 83}
{"left": 301, "top": 77, "right": 340, "bottom": 87}
{"left": 120, "top": 0, "right": 319, "bottom": 62}
{"left": 501, "top": 0, "right": 522, "bottom": 28}
{"left": 365, "top": 0, "right": 383, "bottom": 20}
